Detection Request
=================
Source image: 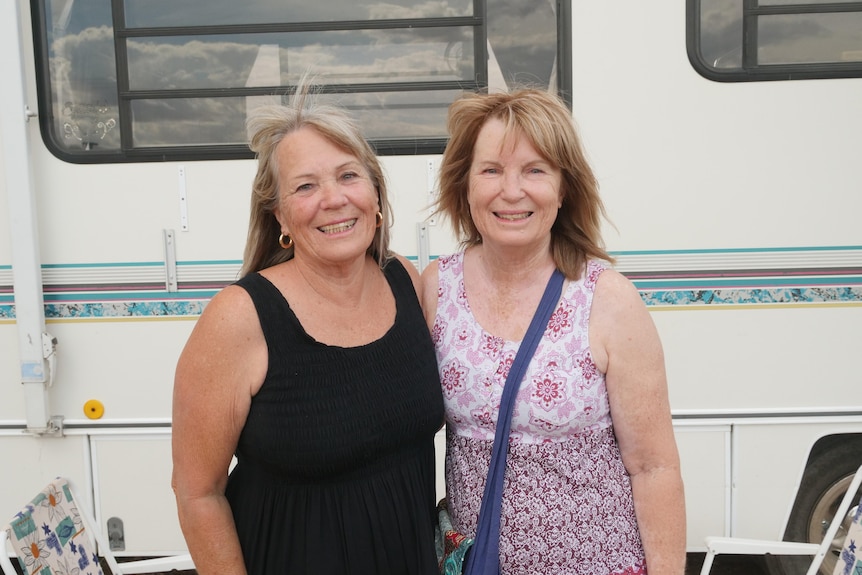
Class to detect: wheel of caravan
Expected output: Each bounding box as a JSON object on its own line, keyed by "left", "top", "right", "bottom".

{"left": 765, "top": 443, "right": 862, "bottom": 575}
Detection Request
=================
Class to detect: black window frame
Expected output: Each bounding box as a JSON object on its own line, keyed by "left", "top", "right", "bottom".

{"left": 31, "top": 0, "right": 573, "bottom": 163}
{"left": 687, "top": 0, "right": 862, "bottom": 82}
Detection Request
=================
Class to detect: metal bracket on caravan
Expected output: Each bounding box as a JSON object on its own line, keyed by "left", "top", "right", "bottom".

{"left": 164, "top": 229, "right": 178, "bottom": 292}
{"left": 26, "top": 414, "right": 65, "bottom": 437}
{"left": 42, "top": 332, "right": 58, "bottom": 387}
{"left": 416, "top": 222, "right": 430, "bottom": 273}
{"left": 42, "top": 415, "right": 65, "bottom": 437}
{"left": 23, "top": 334, "right": 63, "bottom": 436}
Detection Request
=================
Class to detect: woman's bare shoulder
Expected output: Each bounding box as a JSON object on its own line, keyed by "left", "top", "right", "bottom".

{"left": 593, "top": 267, "right": 643, "bottom": 313}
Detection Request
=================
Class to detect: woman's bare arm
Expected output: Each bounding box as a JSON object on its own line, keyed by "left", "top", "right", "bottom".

{"left": 171, "top": 285, "right": 267, "bottom": 575}
{"left": 591, "top": 269, "right": 687, "bottom": 575}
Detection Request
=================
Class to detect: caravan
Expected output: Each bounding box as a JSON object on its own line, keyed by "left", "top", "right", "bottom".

{"left": 2, "top": 1, "right": 861, "bottom": 572}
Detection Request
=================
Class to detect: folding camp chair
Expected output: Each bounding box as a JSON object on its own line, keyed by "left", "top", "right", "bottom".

{"left": 833, "top": 494, "right": 862, "bottom": 575}
{"left": 699, "top": 463, "right": 862, "bottom": 575}
{"left": 1, "top": 477, "right": 194, "bottom": 575}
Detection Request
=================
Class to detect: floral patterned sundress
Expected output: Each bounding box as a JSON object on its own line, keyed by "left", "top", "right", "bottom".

{"left": 432, "top": 252, "right": 647, "bottom": 575}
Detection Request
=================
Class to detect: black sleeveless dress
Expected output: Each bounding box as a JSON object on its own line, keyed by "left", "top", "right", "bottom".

{"left": 225, "top": 258, "right": 444, "bottom": 575}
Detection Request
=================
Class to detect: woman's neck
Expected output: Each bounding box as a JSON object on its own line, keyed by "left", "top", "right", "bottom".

{"left": 469, "top": 244, "right": 556, "bottom": 288}
{"left": 291, "top": 254, "right": 377, "bottom": 308}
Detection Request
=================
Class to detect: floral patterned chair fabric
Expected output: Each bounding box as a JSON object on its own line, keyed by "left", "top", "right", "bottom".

{"left": 2, "top": 478, "right": 103, "bottom": 575}
{"left": 1, "top": 477, "right": 195, "bottom": 575}
{"left": 834, "top": 495, "right": 862, "bottom": 575}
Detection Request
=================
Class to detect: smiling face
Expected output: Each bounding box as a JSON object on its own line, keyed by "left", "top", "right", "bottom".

{"left": 274, "top": 126, "right": 379, "bottom": 268}
{"left": 468, "top": 118, "right": 562, "bottom": 254}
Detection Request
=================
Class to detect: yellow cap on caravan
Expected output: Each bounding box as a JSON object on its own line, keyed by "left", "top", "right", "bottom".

{"left": 83, "top": 399, "right": 105, "bottom": 419}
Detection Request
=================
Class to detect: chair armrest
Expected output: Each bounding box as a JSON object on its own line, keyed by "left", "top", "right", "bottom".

{"left": 115, "top": 553, "right": 195, "bottom": 574}
{"left": 704, "top": 536, "right": 820, "bottom": 556}
{"left": 1, "top": 530, "right": 21, "bottom": 575}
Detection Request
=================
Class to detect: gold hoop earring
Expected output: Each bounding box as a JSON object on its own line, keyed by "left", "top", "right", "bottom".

{"left": 375, "top": 211, "right": 383, "bottom": 228}
{"left": 278, "top": 233, "right": 294, "bottom": 250}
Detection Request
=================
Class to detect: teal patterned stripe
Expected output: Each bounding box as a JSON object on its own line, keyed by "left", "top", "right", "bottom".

{"left": 640, "top": 286, "right": 862, "bottom": 307}
{"left": 0, "top": 293, "right": 214, "bottom": 320}
{"left": 1, "top": 250, "right": 861, "bottom": 319}
{"left": 43, "top": 299, "right": 210, "bottom": 319}
{"left": 1, "top": 286, "right": 861, "bottom": 320}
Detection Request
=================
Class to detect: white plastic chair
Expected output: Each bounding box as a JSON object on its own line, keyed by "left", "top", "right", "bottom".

{"left": 1, "top": 477, "right": 194, "bottom": 575}
{"left": 699, "top": 463, "right": 862, "bottom": 575}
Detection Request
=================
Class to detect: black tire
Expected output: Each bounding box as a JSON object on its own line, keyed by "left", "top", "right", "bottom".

{"left": 765, "top": 442, "right": 862, "bottom": 575}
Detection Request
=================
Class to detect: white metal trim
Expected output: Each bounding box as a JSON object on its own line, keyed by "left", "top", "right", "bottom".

{"left": 0, "top": 0, "right": 51, "bottom": 433}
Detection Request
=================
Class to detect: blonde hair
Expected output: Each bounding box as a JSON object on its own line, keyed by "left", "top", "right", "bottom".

{"left": 241, "top": 81, "right": 392, "bottom": 277}
{"left": 435, "top": 88, "right": 613, "bottom": 279}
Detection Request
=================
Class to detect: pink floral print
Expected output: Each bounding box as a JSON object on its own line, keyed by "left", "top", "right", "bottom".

{"left": 434, "top": 252, "right": 647, "bottom": 575}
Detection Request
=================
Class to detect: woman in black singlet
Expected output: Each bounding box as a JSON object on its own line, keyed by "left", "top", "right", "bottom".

{"left": 171, "top": 80, "right": 444, "bottom": 575}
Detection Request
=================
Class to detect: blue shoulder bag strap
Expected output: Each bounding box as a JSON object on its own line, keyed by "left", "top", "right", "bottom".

{"left": 463, "top": 268, "right": 566, "bottom": 575}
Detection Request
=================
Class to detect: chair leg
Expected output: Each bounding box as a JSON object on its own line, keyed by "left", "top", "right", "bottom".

{"left": 699, "top": 549, "right": 718, "bottom": 575}
{"left": 1, "top": 531, "right": 21, "bottom": 575}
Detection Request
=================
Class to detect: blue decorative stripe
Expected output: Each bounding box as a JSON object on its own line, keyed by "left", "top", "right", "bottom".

{"left": 43, "top": 290, "right": 219, "bottom": 302}
{"left": 610, "top": 245, "right": 862, "bottom": 256}
{"left": 632, "top": 275, "right": 862, "bottom": 290}
{"left": 38, "top": 260, "right": 242, "bottom": 268}
{"left": 41, "top": 261, "right": 165, "bottom": 268}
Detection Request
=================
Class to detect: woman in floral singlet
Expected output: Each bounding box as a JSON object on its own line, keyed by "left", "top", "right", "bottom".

{"left": 421, "top": 89, "right": 686, "bottom": 575}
